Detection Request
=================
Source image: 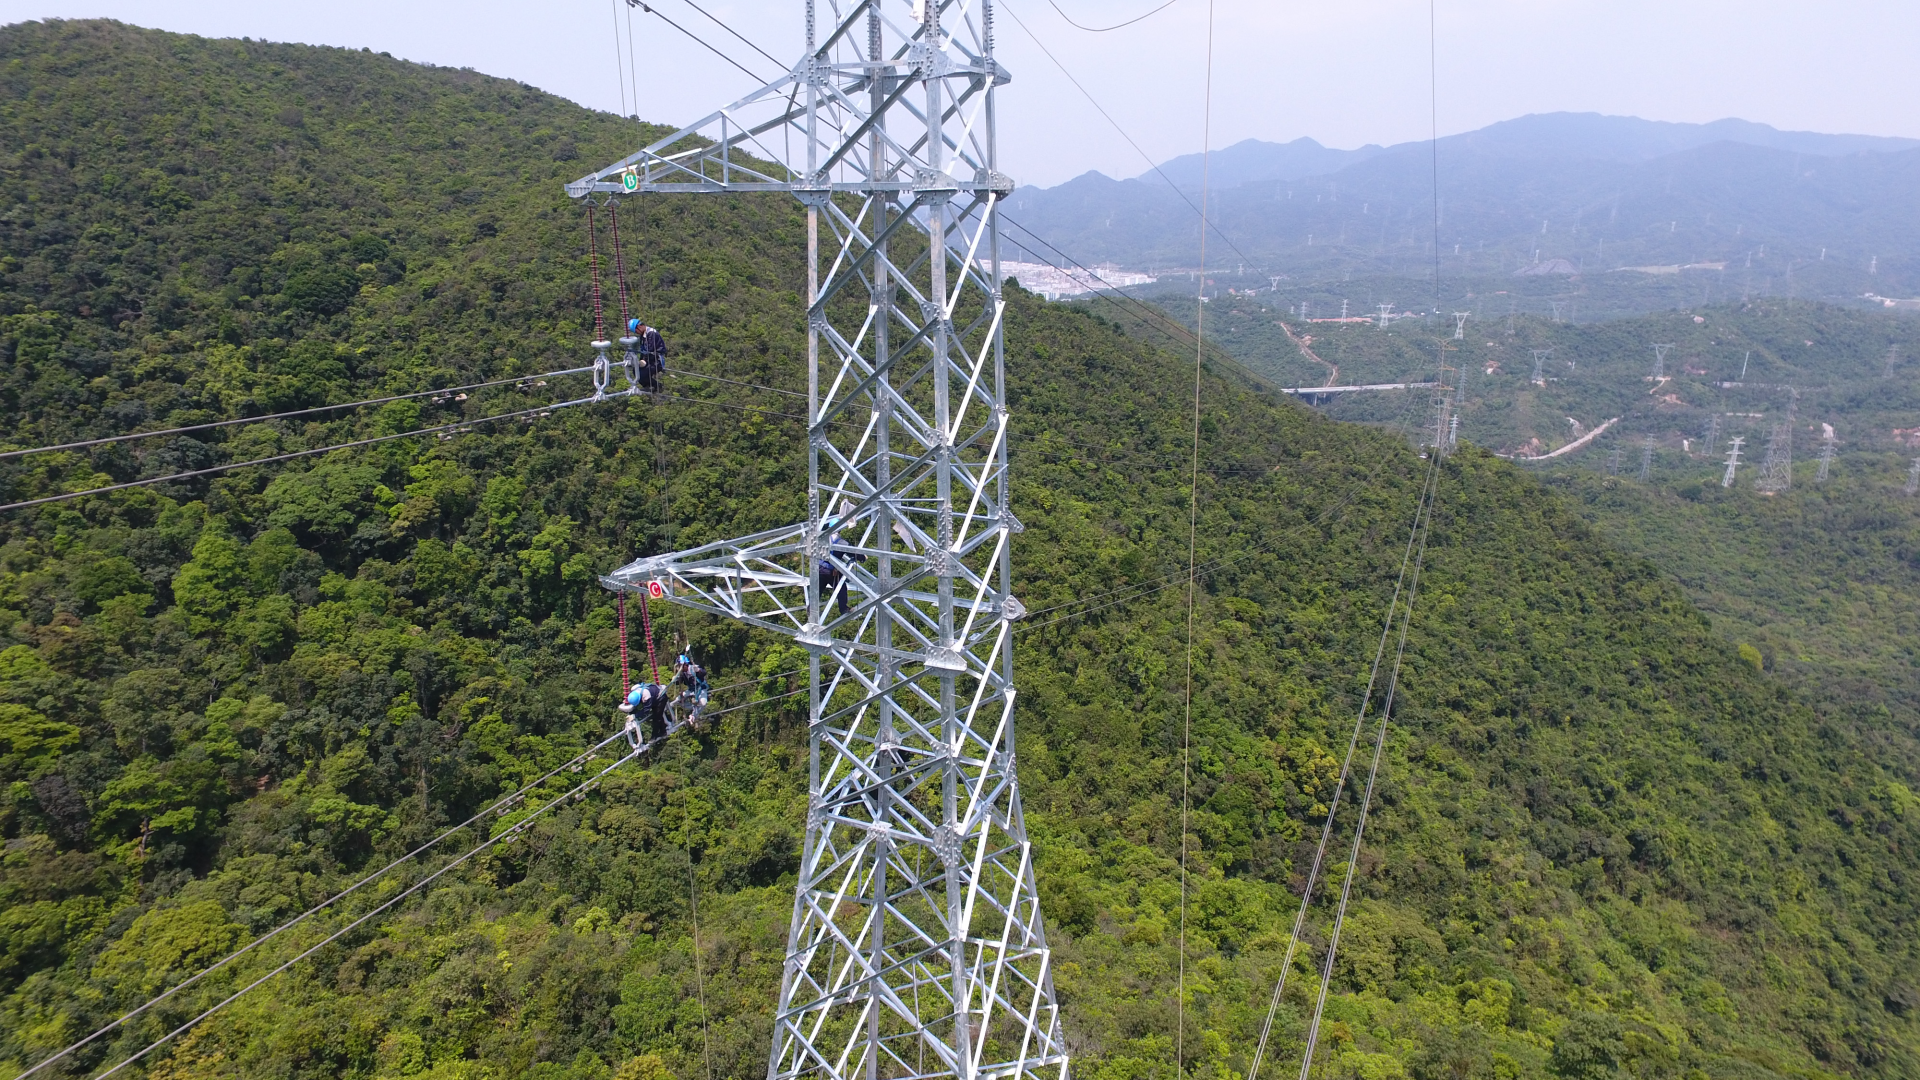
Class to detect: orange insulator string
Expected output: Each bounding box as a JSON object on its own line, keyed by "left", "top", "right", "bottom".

{"left": 586, "top": 203, "right": 607, "bottom": 342}
{"left": 616, "top": 592, "right": 631, "bottom": 693}
{"left": 609, "top": 203, "right": 634, "bottom": 327}
{"left": 639, "top": 590, "right": 661, "bottom": 685}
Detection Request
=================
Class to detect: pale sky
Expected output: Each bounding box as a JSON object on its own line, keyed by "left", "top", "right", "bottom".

{"left": 4, "top": 0, "right": 1918, "bottom": 187}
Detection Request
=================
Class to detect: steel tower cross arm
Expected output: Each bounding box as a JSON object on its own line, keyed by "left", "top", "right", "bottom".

{"left": 574, "top": 5, "right": 1066, "bottom": 1080}
{"left": 565, "top": 3, "right": 1013, "bottom": 199}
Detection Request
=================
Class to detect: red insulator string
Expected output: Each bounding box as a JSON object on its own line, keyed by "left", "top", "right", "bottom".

{"left": 609, "top": 203, "right": 634, "bottom": 328}
{"left": 586, "top": 202, "right": 607, "bottom": 342}
{"left": 639, "top": 590, "right": 661, "bottom": 684}
{"left": 617, "top": 593, "right": 632, "bottom": 692}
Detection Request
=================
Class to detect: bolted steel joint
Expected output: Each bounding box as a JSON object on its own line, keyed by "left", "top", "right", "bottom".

{"left": 931, "top": 824, "right": 965, "bottom": 869}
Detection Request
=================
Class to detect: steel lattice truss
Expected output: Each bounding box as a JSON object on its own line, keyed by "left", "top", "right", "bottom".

{"left": 574, "top": 5, "right": 1066, "bottom": 1080}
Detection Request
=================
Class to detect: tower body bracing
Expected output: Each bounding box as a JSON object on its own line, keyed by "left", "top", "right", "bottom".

{"left": 569, "top": 6, "right": 1068, "bottom": 1080}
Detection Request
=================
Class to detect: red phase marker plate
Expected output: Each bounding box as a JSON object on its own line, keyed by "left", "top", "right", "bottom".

{"left": 647, "top": 580, "right": 667, "bottom": 599}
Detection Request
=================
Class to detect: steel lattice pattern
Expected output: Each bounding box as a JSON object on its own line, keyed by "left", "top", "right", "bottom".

{"left": 572, "top": 5, "right": 1068, "bottom": 1080}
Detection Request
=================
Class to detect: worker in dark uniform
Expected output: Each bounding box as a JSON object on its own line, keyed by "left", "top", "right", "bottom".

{"left": 629, "top": 319, "right": 667, "bottom": 391}
{"left": 674, "top": 651, "right": 710, "bottom": 707}
{"left": 620, "top": 681, "right": 673, "bottom": 744}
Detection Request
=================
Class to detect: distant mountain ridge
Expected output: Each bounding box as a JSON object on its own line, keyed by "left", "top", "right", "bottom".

{"left": 1005, "top": 112, "right": 1920, "bottom": 302}
{"left": 1117, "top": 113, "right": 1920, "bottom": 192}
{"left": 1143, "top": 135, "right": 1386, "bottom": 190}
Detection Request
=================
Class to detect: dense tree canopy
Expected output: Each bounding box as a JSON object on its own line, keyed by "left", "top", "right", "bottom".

{"left": 1, "top": 19, "right": 1916, "bottom": 1080}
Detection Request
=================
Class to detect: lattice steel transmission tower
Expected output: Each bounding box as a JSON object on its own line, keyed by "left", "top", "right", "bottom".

{"left": 1650, "top": 343, "right": 1673, "bottom": 380}
{"left": 1452, "top": 312, "right": 1469, "bottom": 340}
{"left": 1816, "top": 423, "right": 1836, "bottom": 482}
{"left": 1529, "top": 348, "right": 1552, "bottom": 386}
{"left": 1755, "top": 391, "right": 1796, "bottom": 494}
{"left": 1907, "top": 458, "right": 1920, "bottom": 496}
{"left": 569, "top": 6, "right": 1069, "bottom": 1080}
{"left": 1639, "top": 436, "right": 1655, "bottom": 481}
{"left": 1755, "top": 422, "right": 1792, "bottom": 493}
{"left": 1722, "top": 437, "right": 1745, "bottom": 487}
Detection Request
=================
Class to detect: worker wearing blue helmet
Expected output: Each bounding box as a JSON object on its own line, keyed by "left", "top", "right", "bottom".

{"left": 627, "top": 318, "right": 666, "bottom": 391}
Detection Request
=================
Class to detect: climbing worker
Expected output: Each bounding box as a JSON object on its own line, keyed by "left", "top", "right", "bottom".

{"left": 620, "top": 680, "right": 674, "bottom": 745}
{"left": 674, "top": 650, "right": 710, "bottom": 701}
{"left": 818, "top": 557, "right": 846, "bottom": 617}
{"left": 630, "top": 319, "right": 667, "bottom": 391}
{"left": 673, "top": 650, "right": 711, "bottom": 720}
{"left": 818, "top": 515, "right": 852, "bottom": 616}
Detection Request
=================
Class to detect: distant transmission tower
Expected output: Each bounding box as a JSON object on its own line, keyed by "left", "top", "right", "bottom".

{"left": 1756, "top": 391, "right": 1796, "bottom": 493}
{"left": 1377, "top": 302, "right": 1394, "bottom": 329}
{"left": 1887, "top": 345, "right": 1901, "bottom": 378}
{"left": 1722, "top": 437, "right": 1746, "bottom": 487}
{"left": 1429, "top": 377, "right": 1454, "bottom": 453}
{"left": 1639, "top": 436, "right": 1654, "bottom": 480}
{"left": 1815, "top": 423, "right": 1836, "bottom": 482}
{"left": 1606, "top": 446, "right": 1622, "bottom": 475}
{"left": 1755, "top": 423, "right": 1792, "bottom": 493}
{"left": 1453, "top": 311, "right": 1469, "bottom": 340}
{"left": 1530, "top": 348, "right": 1553, "bottom": 386}
{"left": 1651, "top": 343, "right": 1674, "bottom": 380}
{"left": 1907, "top": 458, "right": 1920, "bottom": 496}
{"left": 1549, "top": 299, "right": 1565, "bottom": 323}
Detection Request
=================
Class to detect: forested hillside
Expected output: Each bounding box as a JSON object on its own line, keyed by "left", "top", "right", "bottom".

{"left": 2, "top": 19, "right": 1918, "bottom": 1080}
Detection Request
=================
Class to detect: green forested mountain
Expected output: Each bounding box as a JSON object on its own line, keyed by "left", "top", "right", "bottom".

{"left": 2, "top": 19, "right": 1919, "bottom": 1080}
{"left": 1113, "top": 291, "right": 1920, "bottom": 764}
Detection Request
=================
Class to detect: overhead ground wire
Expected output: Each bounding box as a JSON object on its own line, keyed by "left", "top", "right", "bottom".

{"left": 18, "top": 731, "right": 630, "bottom": 1080}
{"left": 1245, "top": 453, "right": 1440, "bottom": 1080}
{"left": 85, "top": 745, "right": 647, "bottom": 1080}
{"left": 998, "top": 0, "right": 1257, "bottom": 273}
{"left": 631, "top": 0, "right": 771, "bottom": 83}
{"left": 0, "top": 392, "right": 605, "bottom": 514}
{"left": 1175, "top": 4, "right": 1217, "bottom": 1070}
{"left": 1297, "top": 452, "right": 1440, "bottom": 1080}
{"left": 1046, "top": 0, "right": 1187, "bottom": 33}
{"left": 1261, "top": 14, "right": 1451, "bottom": 1071}
{"left": 0, "top": 367, "right": 592, "bottom": 461}
{"left": 674, "top": 0, "right": 785, "bottom": 68}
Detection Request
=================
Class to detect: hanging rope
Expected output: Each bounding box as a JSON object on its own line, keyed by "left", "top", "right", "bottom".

{"left": 687, "top": 850, "right": 717, "bottom": 1080}
{"left": 586, "top": 202, "right": 608, "bottom": 343}
{"left": 610, "top": 201, "right": 635, "bottom": 328}
{"left": 617, "top": 593, "right": 632, "bottom": 692}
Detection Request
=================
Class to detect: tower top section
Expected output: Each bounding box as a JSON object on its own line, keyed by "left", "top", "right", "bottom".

{"left": 567, "top": 0, "right": 1014, "bottom": 199}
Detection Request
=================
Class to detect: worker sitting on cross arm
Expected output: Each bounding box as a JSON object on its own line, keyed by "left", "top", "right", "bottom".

{"left": 619, "top": 680, "right": 674, "bottom": 744}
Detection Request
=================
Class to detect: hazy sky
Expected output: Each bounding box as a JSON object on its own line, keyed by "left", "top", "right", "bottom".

{"left": 4, "top": 0, "right": 1918, "bottom": 187}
